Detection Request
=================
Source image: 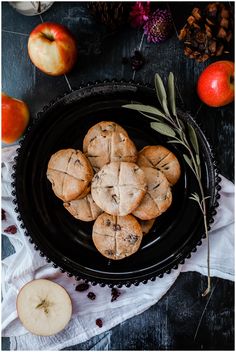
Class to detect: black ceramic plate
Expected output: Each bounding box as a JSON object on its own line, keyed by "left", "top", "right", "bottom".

{"left": 12, "top": 82, "right": 220, "bottom": 287}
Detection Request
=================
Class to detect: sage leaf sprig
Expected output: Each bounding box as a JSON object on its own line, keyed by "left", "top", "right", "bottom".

{"left": 123, "top": 72, "right": 211, "bottom": 297}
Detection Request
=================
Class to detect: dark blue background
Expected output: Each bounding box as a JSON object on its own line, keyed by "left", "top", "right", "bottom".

{"left": 2, "top": 2, "right": 234, "bottom": 350}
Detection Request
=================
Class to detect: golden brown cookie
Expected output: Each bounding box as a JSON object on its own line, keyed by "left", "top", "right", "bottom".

{"left": 139, "top": 219, "right": 156, "bottom": 236}
{"left": 133, "top": 167, "right": 172, "bottom": 220}
{"left": 92, "top": 213, "right": 143, "bottom": 260}
{"left": 83, "top": 121, "right": 137, "bottom": 171}
{"left": 91, "top": 161, "right": 147, "bottom": 216}
{"left": 64, "top": 193, "right": 103, "bottom": 222}
{"left": 137, "top": 145, "right": 181, "bottom": 185}
{"left": 47, "top": 149, "right": 93, "bottom": 202}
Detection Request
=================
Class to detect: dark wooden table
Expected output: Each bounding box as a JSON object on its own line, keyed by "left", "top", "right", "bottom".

{"left": 2, "top": 2, "right": 234, "bottom": 350}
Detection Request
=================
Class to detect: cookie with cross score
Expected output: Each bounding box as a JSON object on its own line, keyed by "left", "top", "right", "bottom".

{"left": 83, "top": 121, "right": 138, "bottom": 172}
{"left": 63, "top": 193, "right": 103, "bottom": 222}
{"left": 92, "top": 213, "right": 143, "bottom": 260}
{"left": 47, "top": 149, "right": 93, "bottom": 202}
{"left": 137, "top": 145, "right": 181, "bottom": 185}
{"left": 133, "top": 167, "right": 172, "bottom": 220}
{"left": 91, "top": 161, "right": 147, "bottom": 216}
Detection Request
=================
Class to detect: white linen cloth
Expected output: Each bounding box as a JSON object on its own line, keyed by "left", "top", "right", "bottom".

{"left": 1, "top": 145, "right": 234, "bottom": 351}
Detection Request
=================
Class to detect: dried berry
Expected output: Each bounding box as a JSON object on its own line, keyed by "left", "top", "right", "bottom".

{"left": 112, "top": 224, "right": 121, "bottom": 231}
{"left": 96, "top": 318, "right": 103, "bottom": 328}
{"left": 75, "top": 283, "right": 90, "bottom": 292}
{"left": 4, "top": 225, "right": 17, "bottom": 234}
{"left": 1, "top": 209, "right": 6, "bottom": 221}
{"left": 111, "top": 287, "right": 121, "bottom": 302}
{"left": 127, "top": 234, "right": 138, "bottom": 244}
{"left": 87, "top": 292, "right": 96, "bottom": 300}
{"left": 106, "top": 219, "right": 111, "bottom": 226}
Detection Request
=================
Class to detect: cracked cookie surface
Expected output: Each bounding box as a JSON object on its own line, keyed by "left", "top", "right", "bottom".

{"left": 92, "top": 213, "right": 143, "bottom": 260}
{"left": 47, "top": 149, "right": 93, "bottom": 202}
{"left": 133, "top": 167, "right": 172, "bottom": 220}
{"left": 64, "top": 193, "right": 103, "bottom": 221}
{"left": 91, "top": 161, "right": 147, "bottom": 216}
{"left": 137, "top": 145, "right": 181, "bottom": 185}
{"left": 83, "top": 121, "right": 137, "bottom": 172}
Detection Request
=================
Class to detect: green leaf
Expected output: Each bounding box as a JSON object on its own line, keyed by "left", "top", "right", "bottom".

{"left": 189, "top": 192, "right": 200, "bottom": 202}
{"left": 183, "top": 154, "right": 195, "bottom": 174}
{"left": 139, "top": 111, "right": 163, "bottom": 122}
{"left": 167, "top": 139, "right": 187, "bottom": 147}
{"left": 168, "top": 72, "right": 177, "bottom": 117}
{"left": 188, "top": 123, "right": 199, "bottom": 155}
{"left": 154, "top": 74, "right": 170, "bottom": 116}
{"left": 122, "top": 104, "right": 166, "bottom": 118}
{"left": 150, "top": 122, "right": 176, "bottom": 137}
{"left": 178, "top": 118, "right": 186, "bottom": 132}
{"left": 162, "top": 98, "right": 171, "bottom": 117}
{"left": 196, "top": 154, "right": 201, "bottom": 166}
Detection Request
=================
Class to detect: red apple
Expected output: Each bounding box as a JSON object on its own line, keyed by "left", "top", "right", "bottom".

{"left": 197, "top": 61, "right": 234, "bottom": 107}
{"left": 28, "top": 22, "right": 78, "bottom": 76}
{"left": 2, "top": 93, "right": 30, "bottom": 144}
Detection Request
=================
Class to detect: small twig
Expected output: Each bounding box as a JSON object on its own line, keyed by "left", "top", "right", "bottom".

{"left": 123, "top": 72, "right": 212, "bottom": 296}
{"left": 193, "top": 280, "right": 218, "bottom": 341}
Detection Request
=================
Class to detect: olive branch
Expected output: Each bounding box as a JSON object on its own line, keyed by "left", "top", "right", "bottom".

{"left": 123, "top": 72, "right": 211, "bottom": 296}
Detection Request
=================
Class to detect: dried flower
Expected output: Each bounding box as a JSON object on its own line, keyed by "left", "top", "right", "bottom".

{"left": 129, "top": 1, "right": 150, "bottom": 28}
{"left": 122, "top": 50, "right": 146, "bottom": 71}
{"left": 144, "top": 9, "right": 173, "bottom": 43}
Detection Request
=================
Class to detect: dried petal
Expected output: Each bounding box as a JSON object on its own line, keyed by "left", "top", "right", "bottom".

{"left": 209, "top": 40, "right": 217, "bottom": 53}
{"left": 221, "top": 8, "right": 230, "bottom": 19}
{"left": 87, "top": 292, "right": 96, "bottom": 300}
{"left": 217, "top": 27, "right": 227, "bottom": 39}
{"left": 111, "top": 287, "right": 121, "bottom": 302}
{"left": 2, "top": 209, "right": 6, "bottom": 221}
{"left": 187, "top": 16, "right": 195, "bottom": 25}
{"left": 178, "top": 27, "right": 187, "bottom": 40}
{"left": 4, "top": 225, "right": 17, "bottom": 234}
{"left": 96, "top": 318, "right": 103, "bottom": 328}
{"left": 215, "top": 45, "right": 224, "bottom": 56}
{"left": 192, "top": 8, "right": 201, "bottom": 21}
{"left": 226, "top": 31, "right": 232, "bottom": 43}
{"left": 75, "top": 283, "right": 90, "bottom": 292}
{"left": 220, "top": 18, "right": 229, "bottom": 29}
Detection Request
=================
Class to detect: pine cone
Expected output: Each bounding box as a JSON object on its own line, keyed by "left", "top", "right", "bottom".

{"left": 88, "top": 2, "right": 130, "bottom": 32}
{"left": 178, "top": 3, "right": 233, "bottom": 62}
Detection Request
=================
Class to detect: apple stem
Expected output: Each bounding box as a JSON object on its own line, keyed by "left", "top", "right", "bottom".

{"left": 41, "top": 32, "right": 54, "bottom": 42}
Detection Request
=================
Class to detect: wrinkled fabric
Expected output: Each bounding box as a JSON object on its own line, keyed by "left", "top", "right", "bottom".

{"left": 2, "top": 145, "right": 234, "bottom": 351}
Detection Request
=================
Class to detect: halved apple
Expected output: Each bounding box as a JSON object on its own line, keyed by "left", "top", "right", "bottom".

{"left": 16, "top": 279, "right": 72, "bottom": 336}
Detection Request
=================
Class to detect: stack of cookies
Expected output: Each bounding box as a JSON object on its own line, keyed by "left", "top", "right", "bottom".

{"left": 47, "top": 121, "right": 181, "bottom": 260}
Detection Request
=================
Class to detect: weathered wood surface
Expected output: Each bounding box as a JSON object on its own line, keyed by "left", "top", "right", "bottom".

{"left": 2, "top": 2, "right": 234, "bottom": 350}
